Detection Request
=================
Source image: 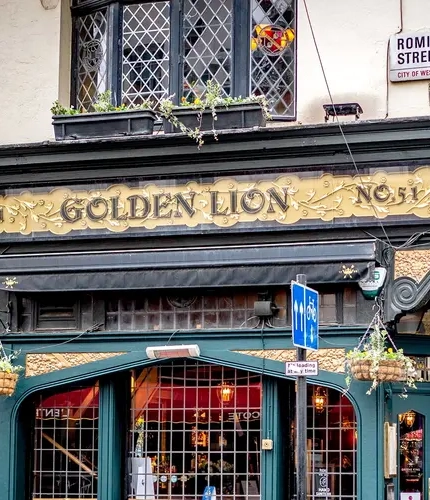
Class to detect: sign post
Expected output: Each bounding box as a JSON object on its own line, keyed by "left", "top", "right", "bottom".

{"left": 291, "top": 275, "right": 319, "bottom": 500}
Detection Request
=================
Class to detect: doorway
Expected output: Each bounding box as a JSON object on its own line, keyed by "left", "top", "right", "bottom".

{"left": 394, "top": 395, "right": 429, "bottom": 500}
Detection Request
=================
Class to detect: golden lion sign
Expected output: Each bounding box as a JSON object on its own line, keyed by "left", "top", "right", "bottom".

{"left": 0, "top": 168, "right": 428, "bottom": 235}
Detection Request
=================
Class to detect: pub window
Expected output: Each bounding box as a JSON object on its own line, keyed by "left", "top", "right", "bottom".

{"left": 305, "top": 385, "right": 357, "bottom": 500}
{"left": 37, "top": 294, "right": 79, "bottom": 330}
{"left": 128, "top": 361, "right": 262, "bottom": 500}
{"left": 71, "top": 0, "right": 297, "bottom": 118}
{"left": 32, "top": 383, "right": 99, "bottom": 499}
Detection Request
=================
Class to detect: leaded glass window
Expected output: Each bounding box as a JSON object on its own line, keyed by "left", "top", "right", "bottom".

{"left": 122, "top": 2, "right": 170, "bottom": 106}
{"left": 76, "top": 10, "right": 108, "bottom": 111}
{"left": 251, "top": 0, "right": 295, "bottom": 116}
{"left": 72, "top": 1, "right": 297, "bottom": 117}
{"left": 182, "top": 0, "right": 233, "bottom": 101}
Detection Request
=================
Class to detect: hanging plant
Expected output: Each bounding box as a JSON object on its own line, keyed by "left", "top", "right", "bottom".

{"left": 345, "top": 321, "right": 420, "bottom": 397}
{"left": 0, "top": 347, "right": 23, "bottom": 396}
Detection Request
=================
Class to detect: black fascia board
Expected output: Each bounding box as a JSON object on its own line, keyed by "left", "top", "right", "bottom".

{"left": 1, "top": 116, "right": 430, "bottom": 187}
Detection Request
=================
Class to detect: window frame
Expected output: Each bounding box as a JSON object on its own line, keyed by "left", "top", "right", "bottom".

{"left": 70, "top": 0, "right": 297, "bottom": 120}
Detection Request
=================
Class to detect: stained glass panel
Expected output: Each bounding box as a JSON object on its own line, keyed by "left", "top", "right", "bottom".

{"left": 76, "top": 10, "right": 108, "bottom": 111}
{"left": 122, "top": 2, "right": 170, "bottom": 106}
{"left": 251, "top": 0, "right": 296, "bottom": 116}
{"left": 183, "top": 0, "right": 233, "bottom": 101}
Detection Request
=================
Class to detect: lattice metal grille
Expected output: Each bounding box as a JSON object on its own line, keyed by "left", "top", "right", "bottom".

{"left": 251, "top": 0, "right": 295, "bottom": 116}
{"left": 304, "top": 386, "right": 357, "bottom": 500}
{"left": 122, "top": 2, "right": 170, "bottom": 106}
{"left": 128, "top": 362, "right": 262, "bottom": 500}
{"left": 183, "top": 0, "right": 233, "bottom": 101}
{"left": 32, "top": 384, "right": 99, "bottom": 499}
{"left": 76, "top": 10, "right": 108, "bottom": 111}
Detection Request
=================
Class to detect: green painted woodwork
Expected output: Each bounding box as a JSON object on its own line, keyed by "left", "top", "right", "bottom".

{"left": 0, "top": 333, "right": 417, "bottom": 500}
{"left": 98, "top": 376, "right": 128, "bottom": 500}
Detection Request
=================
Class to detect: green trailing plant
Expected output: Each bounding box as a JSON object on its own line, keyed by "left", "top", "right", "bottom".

{"left": 52, "top": 84, "right": 271, "bottom": 148}
{"left": 51, "top": 90, "right": 153, "bottom": 115}
{"left": 345, "top": 323, "right": 420, "bottom": 397}
{"left": 0, "top": 349, "right": 23, "bottom": 374}
{"left": 159, "top": 79, "right": 271, "bottom": 148}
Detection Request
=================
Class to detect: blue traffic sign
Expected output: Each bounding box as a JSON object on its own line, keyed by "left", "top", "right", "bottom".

{"left": 291, "top": 281, "right": 319, "bottom": 350}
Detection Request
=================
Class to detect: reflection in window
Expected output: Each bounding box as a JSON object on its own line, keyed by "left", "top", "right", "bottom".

{"left": 399, "top": 410, "right": 424, "bottom": 498}
{"left": 128, "top": 362, "right": 261, "bottom": 500}
{"left": 32, "top": 383, "right": 99, "bottom": 499}
{"left": 304, "top": 386, "right": 357, "bottom": 500}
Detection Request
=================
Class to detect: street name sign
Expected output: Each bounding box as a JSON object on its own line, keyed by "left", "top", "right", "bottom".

{"left": 286, "top": 361, "right": 319, "bottom": 376}
{"left": 291, "top": 281, "right": 319, "bottom": 350}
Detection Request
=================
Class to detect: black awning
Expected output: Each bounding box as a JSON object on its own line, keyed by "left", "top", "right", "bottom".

{"left": 0, "top": 240, "right": 379, "bottom": 292}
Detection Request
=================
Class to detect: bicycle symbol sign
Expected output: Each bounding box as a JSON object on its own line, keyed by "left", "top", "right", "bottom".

{"left": 291, "top": 281, "right": 319, "bottom": 351}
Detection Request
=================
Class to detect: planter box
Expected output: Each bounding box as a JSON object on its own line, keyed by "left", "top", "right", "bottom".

{"left": 52, "top": 109, "right": 157, "bottom": 141}
{"left": 164, "top": 103, "right": 266, "bottom": 134}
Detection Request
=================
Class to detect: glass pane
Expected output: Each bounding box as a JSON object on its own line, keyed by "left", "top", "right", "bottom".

{"left": 305, "top": 385, "right": 357, "bottom": 500}
{"left": 251, "top": 0, "right": 295, "bottom": 116}
{"left": 399, "top": 410, "right": 424, "bottom": 498}
{"left": 33, "top": 383, "right": 99, "bottom": 498}
{"left": 183, "top": 0, "right": 233, "bottom": 100}
{"left": 122, "top": 2, "right": 170, "bottom": 106}
{"left": 128, "top": 362, "right": 262, "bottom": 500}
{"left": 76, "top": 10, "right": 108, "bottom": 111}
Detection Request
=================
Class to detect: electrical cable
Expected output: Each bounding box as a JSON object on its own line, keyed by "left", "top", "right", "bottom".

{"left": 302, "top": 0, "right": 394, "bottom": 250}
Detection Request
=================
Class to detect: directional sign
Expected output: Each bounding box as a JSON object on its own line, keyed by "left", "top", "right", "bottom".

{"left": 286, "top": 361, "right": 319, "bottom": 376}
{"left": 291, "top": 281, "right": 319, "bottom": 350}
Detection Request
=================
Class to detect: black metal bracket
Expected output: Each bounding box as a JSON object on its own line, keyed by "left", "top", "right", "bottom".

{"left": 323, "top": 103, "right": 363, "bottom": 122}
{"left": 0, "top": 301, "right": 12, "bottom": 333}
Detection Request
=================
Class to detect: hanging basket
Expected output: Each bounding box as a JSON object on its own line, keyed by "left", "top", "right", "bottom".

{"left": 0, "top": 371, "right": 18, "bottom": 396}
{"left": 349, "top": 359, "right": 405, "bottom": 382}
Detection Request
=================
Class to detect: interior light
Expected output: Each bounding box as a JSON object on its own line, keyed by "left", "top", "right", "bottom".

{"left": 313, "top": 386, "right": 327, "bottom": 413}
{"left": 217, "top": 381, "right": 235, "bottom": 404}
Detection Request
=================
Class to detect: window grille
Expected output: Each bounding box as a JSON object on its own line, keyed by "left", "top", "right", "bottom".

{"left": 76, "top": 10, "right": 108, "bottom": 111}
{"left": 32, "top": 384, "right": 99, "bottom": 499}
{"left": 251, "top": 0, "right": 296, "bottom": 116}
{"left": 122, "top": 2, "right": 170, "bottom": 106}
{"left": 182, "top": 0, "right": 233, "bottom": 101}
{"left": 128, "top": 361, "right": 262, "bottom": 500}
{"left": 305, "top": 386, "right": 357, "bottom": 500}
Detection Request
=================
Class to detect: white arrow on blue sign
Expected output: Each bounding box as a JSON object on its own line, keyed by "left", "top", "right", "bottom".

{"left": 291, "top": 281, "right": 319, "bottom": 350}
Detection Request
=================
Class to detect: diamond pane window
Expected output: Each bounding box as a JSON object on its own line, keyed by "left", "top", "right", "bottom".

{"left": 76, "top": 10, "right": 108, "bottom": 111}
{"left": 122, "top": 2, "right": 170, "bottom": 106}
{"left": 183, "top": 0, "right": 233, "bottom": 101}
{"left": 251, "top": 0, "right": 295, "bottom": 116}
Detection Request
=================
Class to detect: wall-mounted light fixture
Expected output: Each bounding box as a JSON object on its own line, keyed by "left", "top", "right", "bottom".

{"left": 313, "top": 386, "right": 327, "bottom": 413}
{"left": 146, "top": 344, "right": 200, "bottom": 359}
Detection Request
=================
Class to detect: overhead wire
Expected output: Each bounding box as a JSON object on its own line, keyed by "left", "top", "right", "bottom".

{"left": 301, "top": 0, "right": 394, "bottom": 250}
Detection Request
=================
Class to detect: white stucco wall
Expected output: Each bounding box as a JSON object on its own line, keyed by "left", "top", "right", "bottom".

{"left": 0, "top": 0, "right": 62, "bottom": 145}
{"left": 1, "top": 0, "right": 430, "bottom": 145}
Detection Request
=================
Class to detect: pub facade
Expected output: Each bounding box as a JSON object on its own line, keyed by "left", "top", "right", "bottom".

{"left": 0, "top": 116, "right": 430, "bottom": 500}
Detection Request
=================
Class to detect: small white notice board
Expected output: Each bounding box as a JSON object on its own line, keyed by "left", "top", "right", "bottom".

{"left": 286, "top": 361, "right": 319, "bottom": 376}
